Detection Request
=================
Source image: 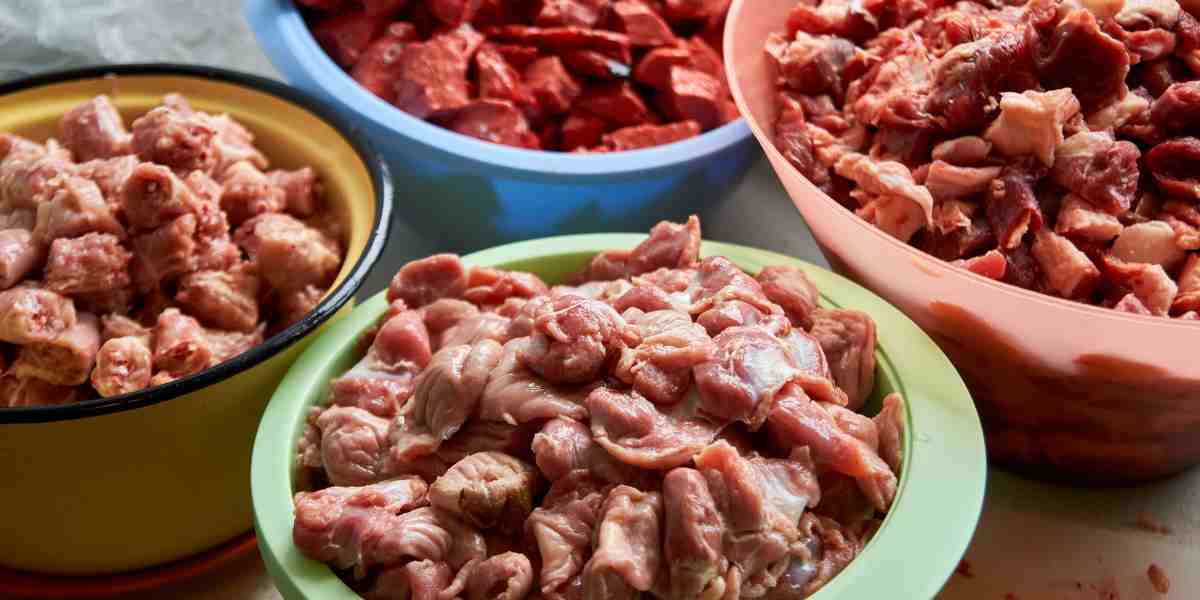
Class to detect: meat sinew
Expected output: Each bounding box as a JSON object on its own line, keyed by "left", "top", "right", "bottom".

{"left": 291, "top": 218, "right": 903, "bottom": 600}
{"left": 769, "top": 0, "right": 1200, "bottom": 319}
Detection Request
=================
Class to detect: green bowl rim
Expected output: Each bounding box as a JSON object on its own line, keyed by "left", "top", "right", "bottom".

{"left": 0, "top": 63, "right": 394, "bottom": 424}
{"left": 251, "top": 234, "right": 986, "bottom": 600}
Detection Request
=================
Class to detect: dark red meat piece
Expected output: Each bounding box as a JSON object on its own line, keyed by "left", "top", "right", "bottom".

{"left": 1146, "top": 136, "right": 1200, "bottom": 201}
{"left": 1151, "top": 81, "right": 1200, "bottom": 133}
{"left": 987, "top": 161, "right": 1045, "bottom": 251}
{"left": 535, "top": 0, "right": 611, "bottom": 28}
{"left": 576, "top": 82, "right": 653, "bottom": 126}
{"left": 1036, "top": 9, "right": 1130, "bottom": 112}
{"left": 601, "top": 121, "right": 701, "bottom": 150}
{"left": 613, "top": 0, "right": 677, "bottom": 47}
{"left": 310, "top": 9, "right": 392, "bottom": 68}
{"left": 525, "top": 56, "right": 583, "bottom": 115}
{"left": 351, "top": 23, "right": 420, "bottom": 102}
{"left": 394, "top": 24, "right": 484, "bottom": 119}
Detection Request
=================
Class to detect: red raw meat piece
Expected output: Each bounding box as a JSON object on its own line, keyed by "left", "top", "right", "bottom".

{"left": 576, "top": 82, "right": 652, "bottom": 126}
{"left": 431, "top": 0, "right": 483, "bottom": 25}
{"left": 1147, "top": 137, "right": 1200, "bottom": 201}
{"left": 766, "top": 31, "right": 858, "bottom": 100}
{"left": 1174, "top": 253, "right": 1200, "bottom": 313}
{"left": 1036, "top": 9, "right": 1130, "bottom": 112}
{"left": 448, "top": 99, "right": 541, "bottom": 149}
{"left": 490, "top": 43, "right": 540, "bottom": 69}
{"left": 987, "top": 161, "right": 1045, "bottom": 251}
{"left": 587, "top": 386, "right": 722, "bottom": 469}
{"left": 485, "top": 25, "right": 633, "bottom": 63}
{"left": 44, "top": 232, "right": 132, "bottom": 296}
{"left": 393, "top": 24, "right": 484, "bottom": 119}
{"left": 1137, "top": 57, "right": 1191, "bottom": 97}
{"left": 59, "top": 95, "right": 132, "bottom": 162}
{"left": 786, "top": 0, "right": 879, "bottom": 44}
{"left": 663, "top": 0, "right": 728, "bottom": 24}
{"left": 917, "top": 216, "right": 995, "bottom": 261}
{"left": 1030, "top": 229, "right": 1101, "bottom": 300}
{"left": 388, "top": 253, "right": 468, "bottom": 307}
{"left": 634, "top": 44, "right": 692, "bottom": 90}
{"left": 664, "top": 66, "right": 723, "bottom": 130}
{"left": 462, "top": 266, "right": 549, "bottom": 305}
{"left": 560, "top": 50, "right": 632, "bottom": 79}
{"left": 773, "top": 92, "right": 825, "bottom": 190}
{"left": 560, "top": 109, "right": 611, "bottom": 150}
{"left": 476, "top": 45, "right": 540, "bottom": 117}
{"left": 351, "top": 22, "right": 419, "bottom": 102}
{"left": 310, "top": 9, "right": 392, "bottom": 68}
{"left": 1151, "top": 81, "right": 1200, "bottom": 133}
{"left": 363, "top": 0, "right": 408, "bottom": 16}
{"left": 953, "top": 249, "right": 1008, "bottom": 280}
{"left": 524, "top": 56, "right": 583, "bottom": 115}
{"left": 1051, "top": 132, "right": 1141, "bottom": 213}
{"left": 929, "top": 29, "right": 1038, "bottom": 133}
{"left": 535, "top": 0, "right": 611, "bottom": 28}
{"left": 601, "top": 121, "right": 701, "bottom": 151}
{"left": 613, "top": 0, "right": 677, "bottom": 47}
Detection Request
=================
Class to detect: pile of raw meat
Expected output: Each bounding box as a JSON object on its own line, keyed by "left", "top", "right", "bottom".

{"left": 768, "top": 0, "right": 1200, "bottom": 319}
{"left": 293, "top": 217, "right": 905, "bottom": 600}
{"left": 299, "top": 0, "right": 739, "bottom": 151}
{"left": 0, "top": 94, "right": 344, "bottom": 407}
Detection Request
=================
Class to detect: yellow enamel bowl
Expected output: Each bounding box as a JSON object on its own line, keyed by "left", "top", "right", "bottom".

{"left": 0, "top": 65, "right": 392, "bottom": 575}
{"left": 252, "top": 235, "right": 986, "bottom": 600}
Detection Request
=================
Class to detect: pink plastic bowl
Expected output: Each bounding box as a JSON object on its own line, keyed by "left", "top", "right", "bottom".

{"left": 725, "top": 0, "right": 1200, "bottom": 484}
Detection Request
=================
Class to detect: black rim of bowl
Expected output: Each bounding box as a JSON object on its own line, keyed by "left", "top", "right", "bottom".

{"left": 0, "top": 63, "right": 394, "bottom": 424}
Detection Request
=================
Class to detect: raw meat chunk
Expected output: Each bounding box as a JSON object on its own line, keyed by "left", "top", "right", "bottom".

{"left": 91, "top": 336, "right": 154, "bottom": 397}
{"left": 131, "top": 105, "right": 218, "bottom": 174}
{"left": 59, "top": 95, "right": 132, "bottom": 162}
{"left": 152, "top": 308, "right": 213, "bottom": 378}
{"left": 395, "top": 25, "right": 485, "bottom": 119}
{"left": 662, "top": 467, "right": 727, "bottom": 599}
{"left": 429, "top": 451, "right": 540, "bottom": 532}
{"left": 388, "top": 254, "right": 468, "bottom": 308}
{"left": 34, "top": 175, "right": 125, "bottom": 242}
{"left": 581, "top": 485, "right": 663, "bottom": 599}
{"left": 481, "top": 338, "right": 591, "bottom": 424}
{"left": 465, "top": 552, "right": 535, "bottom": 600}
{"left": 235, "top": 213, "right": 341, "bottom": 292}
{"left": 43, "top": 233, "right": 132, "bottom": 296}
{"left": 0, "top": 229, "right": 42, "bottom": 290}
{"left": 756, "top": 265, "right": 820, "bottom": 330}
{"left": 588, "top": 386, "right": 722, "bottom": 469}
{"left": 0, "top": 287, "right": 76, "bottom": 345}
{"left": 12, "top": 312, "right": 100, "bottom": 386}
{"left": 809, "top": 308, "right": 876, "bottom": 411}
{"left": 527, "top": 472, "right": 607, "bottom": 597}
{"left": 520, "top": 294, "right": 640, "bottom": 384}
{"left": 693, "top": 326, "right": 808, "bottom": 428}
{"left": 175, "top": 267, "right": 261, "bottom": 333}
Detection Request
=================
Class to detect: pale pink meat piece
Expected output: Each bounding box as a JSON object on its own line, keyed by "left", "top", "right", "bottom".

{"left": 0, "top": 147, "right": 73, "bottom": 210}
{"left": 765, "top": 386, "right": 896, "bottom": 511}
{"left": 120, "top": 162, "right": 200, "bottom": 232}
{"left": 0, "top": 287, "right": 76, "bottom": 344}
{"left": 696, "top": 299, "right": 771, "bottom": 337}
{"left": 388, "top": 253, "right": 469, "bottom": 308}
{"left": 129, "top": 214, "right": 196, "bottom": 291}
{"left": 756, "top": 265, "right": 820, "bottom": 330}
{"left": 873, "top": 393, "right": 905, "bottom": 474}
{"left": 11, "top": 311, "right": 100, "bottom": 386}
{"left": 662, "top": 467, "right": 727, "bottom": 600}
{"left": 100, "top": 314, "right": 151, "bottom": 344}
{"left": 43, "top": 233, "right": 133, "bottom": 296}
{"left": 576, "top": 216, "right": 701, "bottom": 281}
{"left": 59, "top": 95, "right": 132, "bottom": 161}
{"left": 219, "top": 160, "right": 286, "bottom": 226}
{"left": 315, "top": 405, "right": 392, "bottom": 486}
{"left": 581, "top": 485, "right": 664, "bottom": 600}
{"left": 1050, "top": 131, "right": 1141, "bottom": 214}
{"left": 366, "top": 560, "right": 453, "bottom": 600}
{"left": 930, "top": 136, "right": 992, "bottom": 166}
{"left": 1103, "top": 257, "right": 1179, "bottom": 316}
{"left": 152, "top": 308, "right": 213, "bottom": 377}
{"left": 618, "top": 309, "right": 715, "bottom": 405}
{"left": 690, "top": 256, "right": 785, "bottom": 318}
{"left": 329, "top": 372, "right": 414, "bottom": 419}
{"left": 407, "top": 339, "right": 503, "bottom": 447}
{"left": 462, "top": 266, "right": 550, "bottom": 307}
{"left": 429, "top": 451, "right": 541, "bottom": 532}
{"left": 922, "top": 161, "right": 1002, "bottom": 202}
{"left": 0, "top": 209, "right": 35, "bottom": 232}
{"left": 74, "top": 155, "right": 138, "bottom": 211}
{"left": 267, "top": 167, "right": 322, "bottom": 217}
{"left": 983, "top": 88, "right": 1081, "bottom": 166}
{"left": 808, "top": 308, "right": 876, "bottom": 411}
{"left": 465, "top": 552, "right": 535, "bottom": 600}
{"left": 0, "top": 373, "right": 82, "bottom": 407}
{"left": 205, "top": 112, "right": 269, "bottom": 175}
{"left": 481, "top": 338, "right": 591, "bottom": 424}
{"left": 291, "top": 477, "right": 430, "bottom": 576}
{"left": 520, "top": 294, "right": 640, "bottom": 385}
{"left": 834, "top": 153, "right": 933, "bottom": 228}
{"left": 205, "top": 326, "right": 265, "bottom": 366}
{"left": 1030, "top": 229, "right": 1102, "bottom": 299}
{"left": 438, "top": 312, "right": 511, "bottom": 349}
{"left": 371, "top": 308, "right": 434, "bottom": 374}
{"left": 91, "top": 336, "right": 154, "bottom": 397}
{"left": 235, "top": 213, "right": 341, "bottom": 293}
{"left": 692, "top": 326, "right": 807, "bottom": 428}
{"left": 610, "top": 283, "right": 686, "bottom": 314}
{"left": 130, "top": 105, "right": 218, "bottom": 174}
{"left": 693, "top": 441, "right": 820, "bottom": 597}
{"left": 421, "top": 298, "right": 480, "bottom": 335}
{"left": 175, "top": 266, "right": 261, "bottom": 333}
{"left": 0, "top": 229, "right": 43, "bottom": 290}
{"left": 1110, "top": 220, "right": 1187, "bottom": 269}
{"left": 532, "top": 416, "right": 644, "bottom": 484}
{"left": 587, "top": 386, "right": 722, "bottom": 469}
{"left": 34, "top": 175, "right": 126, "bottom": 243}
{"left": 527, "top": 473, "right": 608, "bottom": 598}
{"left": 1055, "top": 194, "right": 1125, "bottom": 241}
{"left": 276, "top": 285, "right": 326, "bottom": 331}
{"left": 854, "top": 192, "right": 928, "bottom": 243}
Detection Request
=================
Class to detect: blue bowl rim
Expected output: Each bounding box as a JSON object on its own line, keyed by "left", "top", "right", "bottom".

{"left": 244, "top": 0, "right": 755, "bottom": 178}
{"left": 0, "top": 63, "right": 394, "bottom": 424}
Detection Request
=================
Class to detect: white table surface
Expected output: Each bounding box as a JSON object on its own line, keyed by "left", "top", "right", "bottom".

{"left": 0, "top": 3, "right": 1195, "bottom": 598}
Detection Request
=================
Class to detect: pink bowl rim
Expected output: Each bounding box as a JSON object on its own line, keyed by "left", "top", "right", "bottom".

{"left": 724, "top": 0, "right": 1200, "bottom": 332}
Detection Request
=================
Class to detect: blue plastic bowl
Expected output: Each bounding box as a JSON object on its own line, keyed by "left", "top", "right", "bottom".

{"left": 244, "top": 0, "right": 758, "bottom": 248}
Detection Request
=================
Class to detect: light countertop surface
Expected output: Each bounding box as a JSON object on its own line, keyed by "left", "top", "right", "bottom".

{"left": 0, "top": 3, "right": 1196, "bottom": 598}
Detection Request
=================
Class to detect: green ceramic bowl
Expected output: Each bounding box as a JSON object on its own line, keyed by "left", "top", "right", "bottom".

{"left": 251, "top": 234, "right": 986, "bottom": 600}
